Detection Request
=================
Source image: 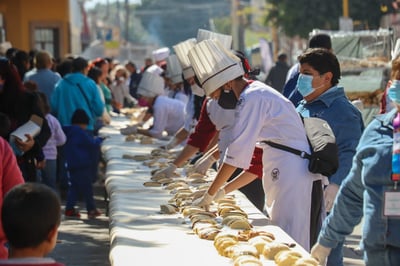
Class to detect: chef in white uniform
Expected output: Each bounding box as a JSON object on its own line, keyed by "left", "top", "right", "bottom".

{"left": 160, "top": 32, "right": 231, "bottom": 150}
{"left": 189, "top": 39, "right": 322, "bottom": 251}
{"left": 159, "top": 38, "right": 203, "bottom": 150}
{"left": 122, "top": 71, "right": 185, "bottom": 139}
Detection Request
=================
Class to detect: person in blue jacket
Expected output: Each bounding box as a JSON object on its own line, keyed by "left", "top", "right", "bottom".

{"left": 283, "top": 34, "right": 332, "bottom": 107}
{"left": 311, "top": 57, "right": 400, "bottom": 265}
{"left": 62, "top": 109, "right": 104, "bottom": 219}
{"left": 296, "top": 48, "right": 364, "bottom": 266}
{"left": 51, "top": 57, "right": 104, "bottom": 134}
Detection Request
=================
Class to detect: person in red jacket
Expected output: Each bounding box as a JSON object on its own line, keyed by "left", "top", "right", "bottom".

{"left": 0, "top": 137, "right": 25, "bottom": 258}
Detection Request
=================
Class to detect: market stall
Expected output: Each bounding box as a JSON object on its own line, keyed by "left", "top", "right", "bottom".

{"left": 311, "top": 28, "right": 393, "bottom": 125}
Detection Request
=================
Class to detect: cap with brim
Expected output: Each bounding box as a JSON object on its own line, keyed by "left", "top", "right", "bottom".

{"left": 196, "top": 29, "right": 232, "bottom": 50}
{"left": 165, "top": 55, "right": 183, "bottom": 84}
{"left": 152, "top": 47, "right": 170, "bottom": 62}
{"left": 137, "top": 72, "right": 165, "bottom": 98}
{"left": 173, "top": 38, "right": 197, "bottom": 79}
{"left": 0, "top": 42, "right": 12, "bottom": 55}
{"left": 188, "top": 39, "right": 244, "bottom": 96}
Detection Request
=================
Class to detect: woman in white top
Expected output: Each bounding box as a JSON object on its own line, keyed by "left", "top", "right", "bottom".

{"left": 109, "top": 65, "right": 137, "bottom": 109}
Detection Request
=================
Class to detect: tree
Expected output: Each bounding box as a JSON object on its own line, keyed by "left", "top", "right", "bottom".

{"left": 266, "top": 0, "right": 386, "bottom": 38}
{"left": 350, "top": 0, "right": 390, "bottom": 29}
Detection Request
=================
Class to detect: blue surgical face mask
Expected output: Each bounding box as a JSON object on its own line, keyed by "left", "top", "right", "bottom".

{"left": 296, "top": 74, "right": 314, "bottom": 97}
{"left": 388, "top": 80, "right": 400, "bottom": 104}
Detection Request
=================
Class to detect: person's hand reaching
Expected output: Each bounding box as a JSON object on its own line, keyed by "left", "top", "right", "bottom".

{"left": 193, "top": 154, "right": 217, "bottom": 175}
{"left": 311, "top": 243, "right": 332, "bottom": 265}
{"left": 152, "top": 163, "right": 177, "bottom": 179}
{"left": 191, "top": 192, "right": 214, "bottom": 210}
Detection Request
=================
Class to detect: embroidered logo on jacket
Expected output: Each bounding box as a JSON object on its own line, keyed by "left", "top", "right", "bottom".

{"left": 237, "top": 96, "right": 244, "bottom": 106}
{"left": 271, "top": 168, "right": 280, "bottom": 181}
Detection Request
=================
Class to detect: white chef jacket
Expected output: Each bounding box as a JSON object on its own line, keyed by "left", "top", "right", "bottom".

{"left": 183, "top": 93, "right": 196, "bottom": 133}
{"left": 173, "top": 91, "right": 189, "bottom": 106}
{"left": 149, "top": 95, "right": 185, "bottom": 138}
{"left": 110, "top": 81, "right": 137, "bottom": 106}
{"left": 224, "top": 80, "right": 321, "bottom": 251}
{"left": 206, "top": 99, "right": 235, "bottom": 163}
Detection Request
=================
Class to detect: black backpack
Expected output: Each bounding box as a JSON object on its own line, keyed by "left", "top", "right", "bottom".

{"left": 262, "top": 116, "right": 339, "bottom": 177}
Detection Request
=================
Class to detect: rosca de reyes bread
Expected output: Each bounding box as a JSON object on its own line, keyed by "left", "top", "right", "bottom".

{"left": 233, "top": 255, "right": 263, "bottom": 266}
{"left": 274, "top": 250, "right": 303, "bottom": 266}
{"left": 262, "top": 242, "right": 290, "bottom": 260}
{"left": 293, "top": 257, "right": 319, "bottom": 266}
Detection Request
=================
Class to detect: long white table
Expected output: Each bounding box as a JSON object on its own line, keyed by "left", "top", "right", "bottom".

{"left": 100, "top": 115, "right": 309, "bottom": 266}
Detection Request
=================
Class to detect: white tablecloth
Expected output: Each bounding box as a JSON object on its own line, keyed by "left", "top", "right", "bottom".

{"left": 100, "top": 117, "right": 309, "bottom": 266}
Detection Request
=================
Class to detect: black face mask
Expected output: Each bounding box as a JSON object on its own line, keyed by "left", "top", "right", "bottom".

{"left": 218, "top": 90, "right": 238, "bottom": 109}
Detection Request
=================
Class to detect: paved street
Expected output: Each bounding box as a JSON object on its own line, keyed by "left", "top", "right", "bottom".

{"left": 49, "top": 180, "right": 364, "bottom": 266}
{"left": 50, "top": 182, "right": 111, "bottom": 266}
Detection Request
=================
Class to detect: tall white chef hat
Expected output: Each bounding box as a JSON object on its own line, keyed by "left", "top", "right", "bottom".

{"left": 137, "top": 71, "right": 165, "bottom": 98}
{"left": 196, "top": 29, "right": 232, "bottom": 50}
{"left": 188, "top": 39, "right": 244, "bottom": 96}
{"left": 173, "top": 38, "right": 197, "bottom": 80}
{"left": 152, "top": 47, "right": 170, "bottom": 63}
{"left": 165, "top": 54, "right": 183, "bottom": 84}
{"left": 145, "top": 64, "right": 164, "bottom": 76}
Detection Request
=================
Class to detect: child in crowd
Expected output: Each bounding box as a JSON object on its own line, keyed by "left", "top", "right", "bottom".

{"left": 62, "top": 109, "right": 103, "bottom": 219}
{"left": 1, "top": 183, "right": 63, "bottom": 265}
{"left": 36, "top": 92, "right": 66, "bottom": 192}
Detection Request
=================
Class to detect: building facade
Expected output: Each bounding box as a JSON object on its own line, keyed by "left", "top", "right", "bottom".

{"left": 0, "top": 0, "right": 82, "bottom": 59}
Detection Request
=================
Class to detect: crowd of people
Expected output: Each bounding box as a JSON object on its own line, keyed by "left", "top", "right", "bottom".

{"left": 0, "top": 29, "right": 398, "bottom": 266}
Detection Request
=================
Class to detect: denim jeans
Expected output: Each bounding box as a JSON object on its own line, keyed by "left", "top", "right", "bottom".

{"left": 364, "top": 245, "right": 400, "bottom": 266}
{"left": 41, "top": 159, "right": 57, "bottom": 191}
{"left": 65, "top": 167, "right": 96, "bottom": 212}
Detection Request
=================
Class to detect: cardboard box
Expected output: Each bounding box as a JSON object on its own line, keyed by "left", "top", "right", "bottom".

{"left": 10, "top": 115, "right": 43, "bottom": 142}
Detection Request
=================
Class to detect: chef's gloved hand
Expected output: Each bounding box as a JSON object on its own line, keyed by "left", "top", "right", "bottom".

{"left": 324, "top": 183, "right": 339, "bottom": 213}
{"left": 102, "top": 111, "right": 111, "bottom": 125}
{"left": 120, "top": 125, "right": 137, "bottom": 135}
{"left": 193, "top": 154, "right": 217, "bottom": 175}
{"left": 311, "top": 243, "right": 331, "bottom": 265}
{"left": 214, "top": 188, "right": 226, "bottom": 201}
{"left": 192, "top": 192, "right": 214, "bottom": 210}
{"left": 152, "top": 163, "right": 177, "bottom": 179}
{"left": 161, "top": 137, "right": 180, "bottom": 150}
{"left": 190, "top": 189, "right": 208, "bottom": 201}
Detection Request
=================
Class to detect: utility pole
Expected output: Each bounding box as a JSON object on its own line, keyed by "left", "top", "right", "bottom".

{"left": 231, "top": 0, "right": 245, "bottom": 51}
{"left": 343, "top": 0, "right": 349, "bottom": 17}
{"left": 339, "top": 0, "right": 353, "bottom": 31}
{"left": 125, "top": 0, "right": 130, "bottom": 41}
{"left": 231, "top": 0, "right": 239, "bottom": 50}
